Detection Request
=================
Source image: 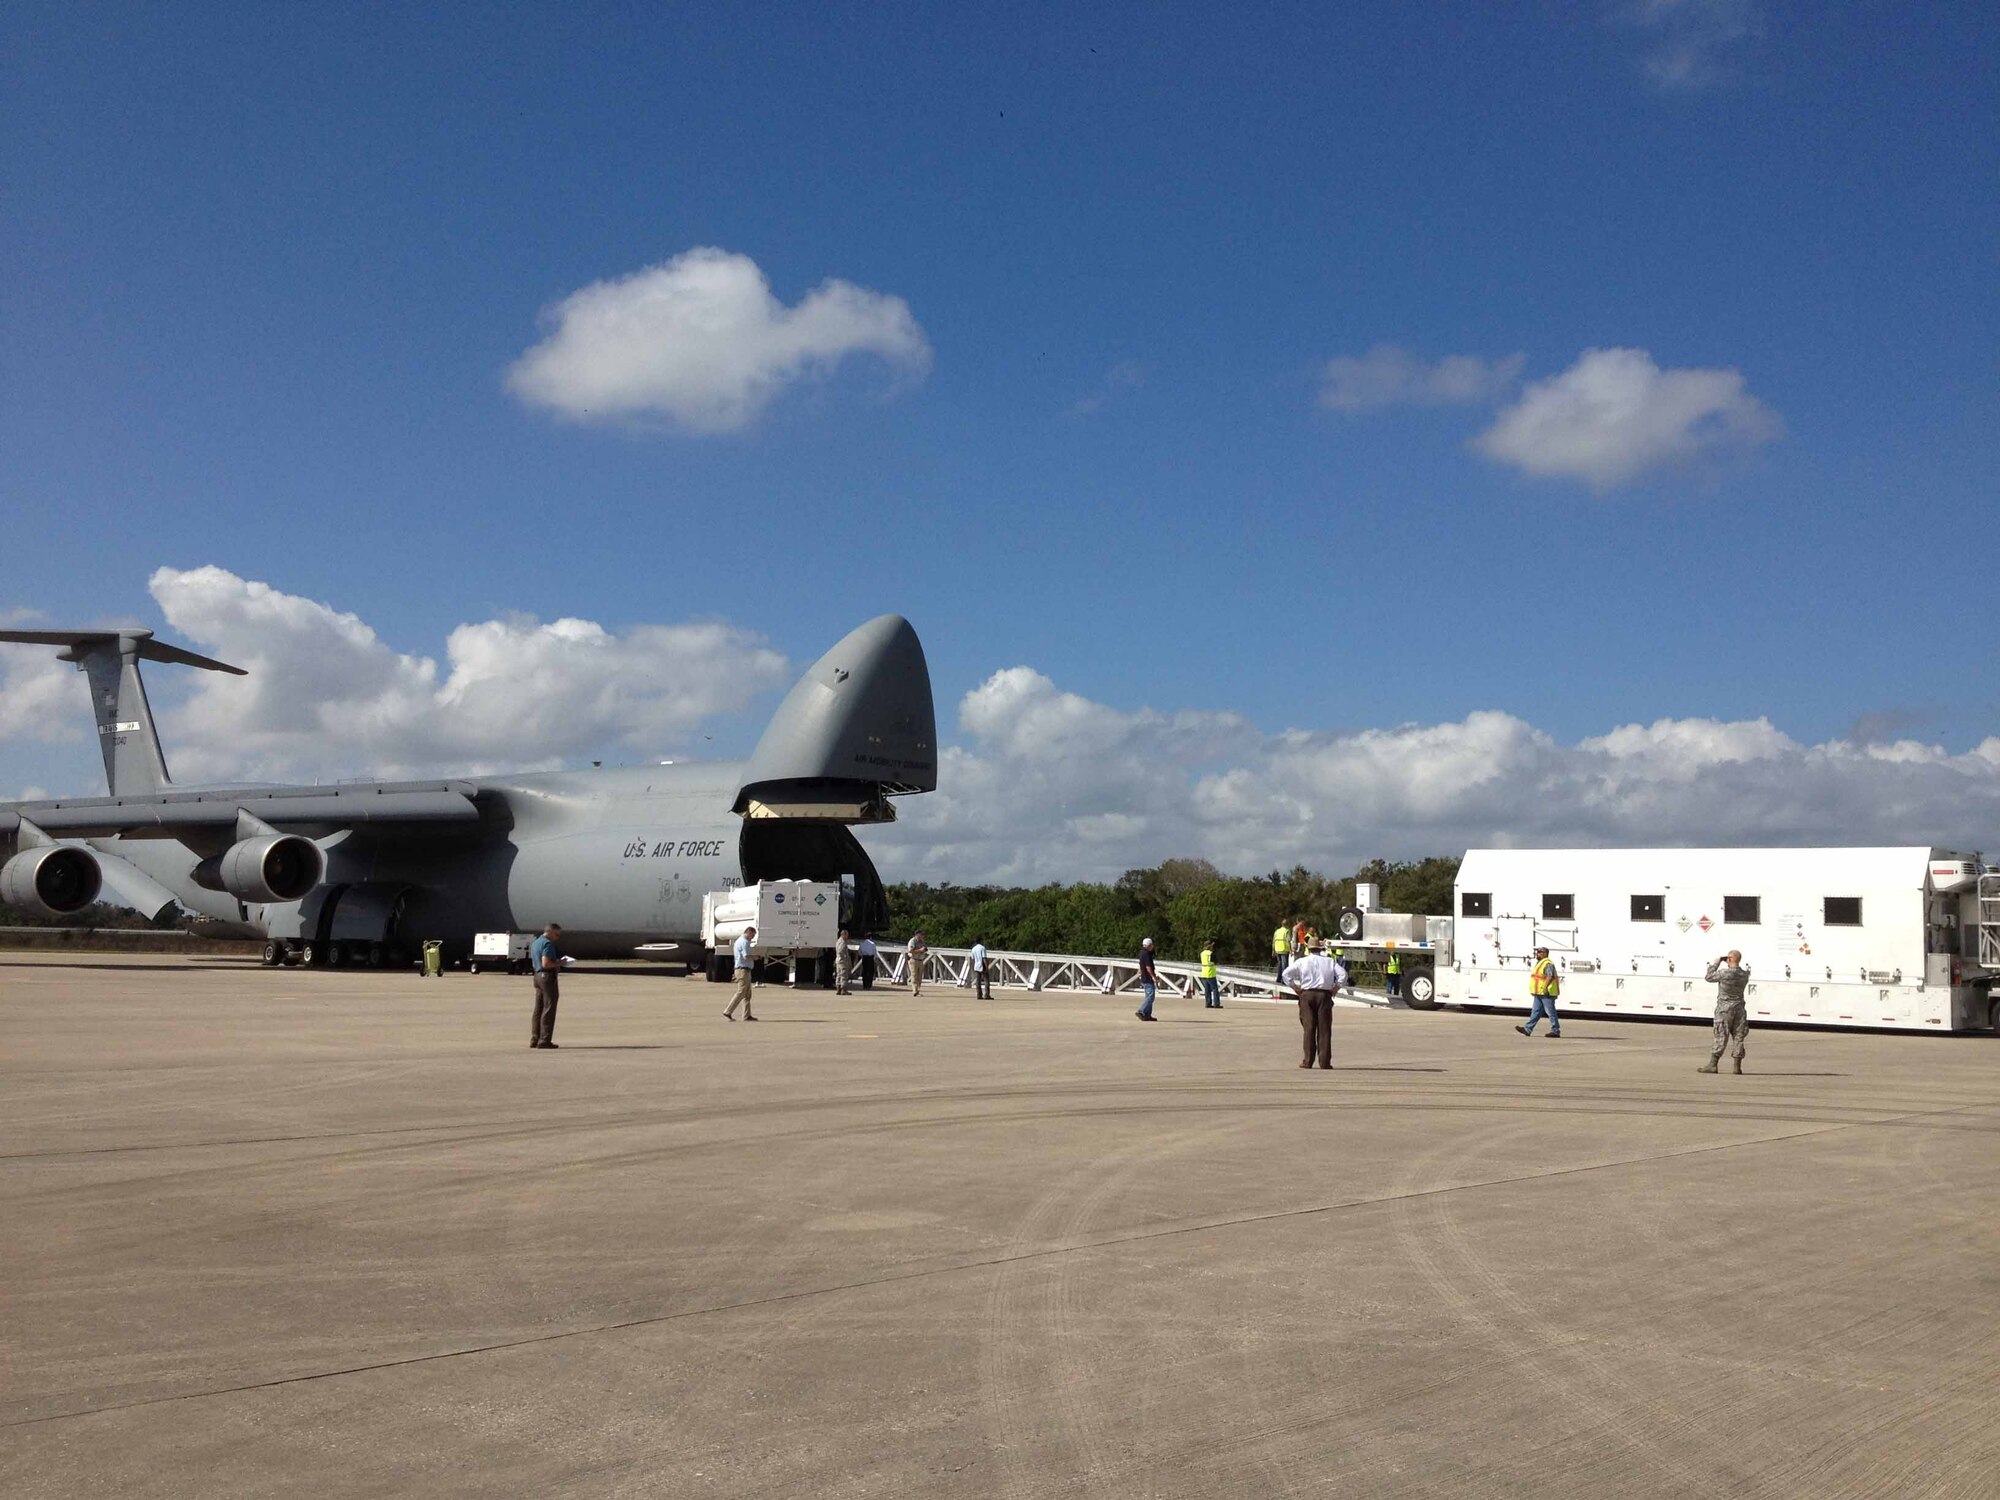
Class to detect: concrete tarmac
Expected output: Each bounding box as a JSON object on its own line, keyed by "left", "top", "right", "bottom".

{"left": 3, "top": 952, "right": 1998, "bottom": 1498}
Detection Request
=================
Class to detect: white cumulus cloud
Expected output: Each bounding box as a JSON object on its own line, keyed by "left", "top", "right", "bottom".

{"left": 0, "top": 649, "right": 81, "bottom": 747}
{"left": 1474, "top": 347, "right": 1781, "bottom": 490}
{"left": 507, "top": 247, "right": 932, "bottom": 433}
{"left": 868, "top": 671, "right": 2000, "bottom": 885}
{"left": 119, "top": 566, "right": 791, "bottom": 783}
{"left": 1319, "top": 345, "right": 1527, "bottom": 413}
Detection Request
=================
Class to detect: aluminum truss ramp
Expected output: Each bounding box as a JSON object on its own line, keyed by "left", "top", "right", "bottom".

{"left": 867, "top": 942, "right": 1390, "bottom": 1009}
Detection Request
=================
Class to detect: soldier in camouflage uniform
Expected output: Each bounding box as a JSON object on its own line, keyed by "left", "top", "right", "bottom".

{"left": 833, "top": 929, "right": 853, "bottom": 995}
{"left": 1699, "top": 950, "right": 1750, "bottom": 1073}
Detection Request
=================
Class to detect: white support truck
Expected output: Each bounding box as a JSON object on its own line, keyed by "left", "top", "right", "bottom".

{"left": 1431, "top": 847, "right": 1997, "bottom": 1032}
{"left": 699, "top": 879, "right": 839, "bottom": 983}
{"left": 1316, "top": 883, "right": 1452, "bottom": 1007}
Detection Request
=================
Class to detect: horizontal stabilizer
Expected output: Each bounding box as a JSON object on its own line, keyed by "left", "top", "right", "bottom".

{"left": 0, "top": 629, "right": 245, "bottom": 676}
{"left": 0, "top": 628, "right": 244, "bottom": 794}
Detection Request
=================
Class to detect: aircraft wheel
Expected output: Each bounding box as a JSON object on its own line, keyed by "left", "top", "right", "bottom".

{"left": 327, "top": 943, "right": 347, "bottom": 968}
{"left": 261, "top": 940, "right": 285, "bottom": 968}
{"left": 1404, "top": 968, "right": 1438, "bottom": 1009}
{"left": 300, "top": 941, "right": 321, "bottom": 967}
{"left": 367, "top": 942, "right": 387, "bottom": 969}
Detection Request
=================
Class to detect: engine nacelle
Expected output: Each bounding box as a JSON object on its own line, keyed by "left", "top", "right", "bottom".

{"left": 216, "top": 834, "right": 324, "bottom": 903}
{"left": 0, "top": 844, "right": 104, "bottom": 918}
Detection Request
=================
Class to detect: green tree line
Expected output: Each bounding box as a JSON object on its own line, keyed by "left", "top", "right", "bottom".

{"left": 884, "top": 855, "right": 1459, "bottom": 964}
{"left": 0, "top": 900, "right": 192, "bottom": 930}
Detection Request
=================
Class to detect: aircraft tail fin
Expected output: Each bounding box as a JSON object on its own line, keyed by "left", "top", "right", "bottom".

{"left": 0, "top": 629, "right": 245, "bottom": 796}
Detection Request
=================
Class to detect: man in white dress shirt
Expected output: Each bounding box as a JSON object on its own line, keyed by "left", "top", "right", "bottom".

{"left": 724, "top": 925, "right": 759, "bottom": 1021}
{"left": 1282, "top": 942, "right": 1341, "bottom": 1070}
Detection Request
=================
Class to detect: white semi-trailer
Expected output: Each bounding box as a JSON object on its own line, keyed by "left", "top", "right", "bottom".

{"left": 1432, "top": 847, "right": 1996, "bottom": 1032}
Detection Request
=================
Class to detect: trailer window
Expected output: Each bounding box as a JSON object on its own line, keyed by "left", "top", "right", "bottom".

{"left": 1823, "top": 897, "right": 1862, "bottom": 926}
{"left": 1461, "top": 892, "right": 1492, "bottom": 918}
{"left": 1542, "top": 893, "right": 1574, "bottom": 920}
{"left": 1631, "top": 894, "right": 1665, "bottom": 922}
{"left": 1723, "top": 895, "right": 1761, "bottom": 924}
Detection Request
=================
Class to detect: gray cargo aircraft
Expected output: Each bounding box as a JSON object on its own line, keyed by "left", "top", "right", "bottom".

{"left": 0, "top": 614, "right": 936, "bottom": 969}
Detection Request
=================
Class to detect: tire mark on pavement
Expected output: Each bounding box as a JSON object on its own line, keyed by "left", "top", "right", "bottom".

{"left": 10, "top": 1097, "right": 1994, "bottom": 1432}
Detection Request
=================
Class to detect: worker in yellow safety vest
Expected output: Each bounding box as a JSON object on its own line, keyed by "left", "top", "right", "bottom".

{"left": 1384, "top": 949, "right": 1401, "bottom": 1000}
{"left": 1200, "top": 940, "right": 1221, "bottom": 1009}
{"left": 1272, "top": 922, "right": 1292, "bottom": 984}
{"left": 1516, "top": 946, "right": 1562, "bottom": 1038}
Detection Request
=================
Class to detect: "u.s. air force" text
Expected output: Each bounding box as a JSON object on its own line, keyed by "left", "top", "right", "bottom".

{"left": 621, "top": 837, "right": 728, "bottom": 860}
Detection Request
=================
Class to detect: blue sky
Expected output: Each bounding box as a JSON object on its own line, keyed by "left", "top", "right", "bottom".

{"left": 4, "top": 3, "right": 1998, "bottom": 878}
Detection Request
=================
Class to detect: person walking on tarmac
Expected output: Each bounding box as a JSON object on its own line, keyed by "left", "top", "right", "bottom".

{"left": 1200, "top": 938, "right": 1222, "bottom": 1008}
{"left": 906, "top": 930, "right": 929, "bottom": 995}
{"left": 1384, "top": 949, "right": 1402, "bottom": 1000}
{"left": 1516, "top": 946, "right": 1562, "bottom": 1037}
{"left": 724, "top": 925, "right": 759, "bottom": 1021}
{"left": 1272, "top": 920, "right": 1293, "bottom": 984}
{"left": 1699, "top": 950, "right": 1751, "bottom": 1073}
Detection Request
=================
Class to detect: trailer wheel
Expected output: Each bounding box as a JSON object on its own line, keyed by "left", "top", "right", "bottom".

{"left": 261, "top": 940, "right": 285, "bottom": 968}
{"left": 1335, "top": 906, "right": 1365, "bottom": 942}
{"left": 1404, "top": 968, "right": 1438, "bottom": 1009}
{"left": 301, "top": 941, "right": 322, "bottom": 967}
{"left": 367, "top": 942, "right": 387, "bottom": 969}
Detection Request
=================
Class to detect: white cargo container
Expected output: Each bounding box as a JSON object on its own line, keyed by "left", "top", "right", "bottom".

{"left": 1433, "top": 847, "right": 1997, "bottom": 1032}
{"left": 699, "top": 879, "right": 839, "bottom": 982}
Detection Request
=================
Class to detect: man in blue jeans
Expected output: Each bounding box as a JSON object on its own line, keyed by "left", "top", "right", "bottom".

{"left": 1515, "top": 946, "right": 1562, "bottom": 1038}
{"left": 1135, "top": 937, "right": 1162, "bottom": 1021}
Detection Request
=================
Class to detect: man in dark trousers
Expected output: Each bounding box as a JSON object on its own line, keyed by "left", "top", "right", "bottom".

{"left": 1283, "top": 940, "right": 1339, "bottom": 1069}
{"left": 529, "top": 922, "right": 568, "bottom": 1049}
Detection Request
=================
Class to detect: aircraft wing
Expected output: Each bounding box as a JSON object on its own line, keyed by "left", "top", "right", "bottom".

{"left": 0, "top": 780, "right": 485, "bottom": 841}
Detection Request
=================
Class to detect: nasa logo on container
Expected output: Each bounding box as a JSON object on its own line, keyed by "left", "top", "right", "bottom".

{"left": 773, "top": 892, "right": 786, "bottom": 905}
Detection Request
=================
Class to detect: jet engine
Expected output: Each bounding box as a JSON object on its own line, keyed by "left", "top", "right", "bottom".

{"left": 206, "top": 834, "right": 325, "bottom": 903}
{"left": 0, "top": 844, "right": 104, "bottom": 919}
